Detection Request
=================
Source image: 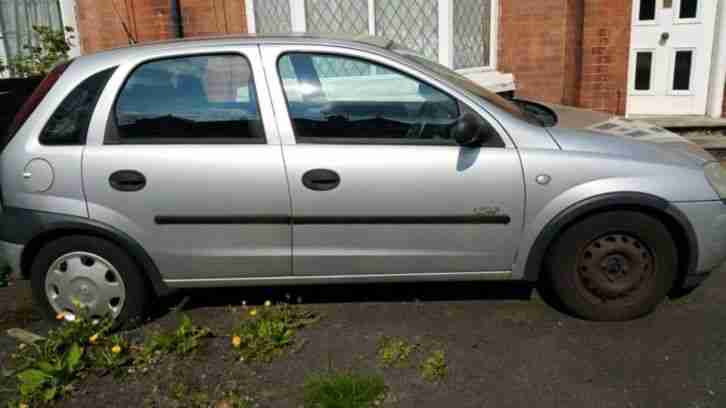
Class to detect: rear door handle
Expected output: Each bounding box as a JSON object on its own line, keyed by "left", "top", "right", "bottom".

{"left": 109, "top": 170, "right": 146, "bottom": 192}
{"left": 302, "top": 169, "right": 340, "bottom": 191}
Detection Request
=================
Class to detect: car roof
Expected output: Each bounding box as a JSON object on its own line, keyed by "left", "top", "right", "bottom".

{"left": 84, "top": 33, "right": 394, "bottom": 60}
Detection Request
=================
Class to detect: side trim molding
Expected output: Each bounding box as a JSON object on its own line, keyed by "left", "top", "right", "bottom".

{"left": 155, "top": 215, "right": 512, "bottom": 225}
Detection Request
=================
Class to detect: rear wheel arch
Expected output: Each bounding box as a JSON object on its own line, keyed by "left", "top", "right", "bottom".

{"left": 524, "top": 192, "right": 698, "bottom": 287}
{"left": 20, "top": 221, "right": 170, "bottom": 296}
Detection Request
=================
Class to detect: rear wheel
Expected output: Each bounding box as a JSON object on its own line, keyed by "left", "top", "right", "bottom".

{"left": 30, "top": 235, "right": 150, "bottom": 327}
{"left": 546, "top": 211, "right": 677, "bottom": 321}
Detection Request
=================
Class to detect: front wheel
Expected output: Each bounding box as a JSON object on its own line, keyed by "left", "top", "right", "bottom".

{"left": 546, "top": 211, "right": 678, "bottom": 321}
{"left": 30, "top": 235, "right": 150, "bottom": 327}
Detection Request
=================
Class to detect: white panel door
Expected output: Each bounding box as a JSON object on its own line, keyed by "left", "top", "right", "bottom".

{"left": 627, "top": 0, "right": 718, "bottom": 116}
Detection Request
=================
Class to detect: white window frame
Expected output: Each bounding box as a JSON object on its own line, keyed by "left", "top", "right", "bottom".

{"left": 246, "top": 0, "right": 498, "bottom": 73}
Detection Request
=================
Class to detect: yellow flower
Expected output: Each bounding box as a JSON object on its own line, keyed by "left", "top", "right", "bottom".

{"left": 89, "top": 334, "right": 99, "bottom": 344}
{"left": 19, "top": 403, "right": 29, "bottom": 408}
{"left": 264, "top": 300, "right": 272, "bottom": 307}
{"left": 111, "top": 345, "right": 122, "bottom": 354}
{"left": 249, "top": 308, "right": 258, "bottom": 317}
{"left": 56, "top": 312, "right": 66, "bottom": 320}
{"left": 232, "top": 335, "right": 241, "bottom": 348}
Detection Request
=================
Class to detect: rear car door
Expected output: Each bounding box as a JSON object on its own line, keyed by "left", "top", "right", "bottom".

{"left": 262, "top": 46, "right": 525, "bottom": 277}
{"left": 83, "top": 46, "right": 292, "bottom": 284}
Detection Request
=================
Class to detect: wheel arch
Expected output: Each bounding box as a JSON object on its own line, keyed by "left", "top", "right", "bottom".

{"left": 4, "top": 208, "right": 171, "bottom": 296}
{"left": 523, "top": 192, "right": 698, "bottom": 288}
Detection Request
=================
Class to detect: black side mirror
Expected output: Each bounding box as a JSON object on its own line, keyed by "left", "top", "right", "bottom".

{"left": 451, "top": 112, "right": 490, "bottom": 147}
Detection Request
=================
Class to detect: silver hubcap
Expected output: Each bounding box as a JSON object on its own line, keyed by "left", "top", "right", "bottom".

{"left": 45, "top": 252, "right": 126, "bottom": 319}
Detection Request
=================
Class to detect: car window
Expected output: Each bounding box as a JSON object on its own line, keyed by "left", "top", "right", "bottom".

{"left": 278, "top": 52, "right": 461, "bottom": 145}
{"left": 111, "top": 54, "right": 264, "bottom": 144}
{"left": 40, "top": 67, "right": 117, "bottom": 145}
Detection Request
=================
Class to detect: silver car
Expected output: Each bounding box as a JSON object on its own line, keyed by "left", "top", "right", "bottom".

{"left": 1, "top": 34, "right": 725, "bottom": 325}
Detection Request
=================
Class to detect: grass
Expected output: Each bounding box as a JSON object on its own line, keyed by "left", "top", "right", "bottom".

{"left": 230, "top": 302, "right": 319, "bottom": 363}
{"left": 303, "top": 371, "right": 387, "bottom": 408}
{"left": 376, "top": 337, "right": 416, "bottom": 368}
{"left": 134, "top": 314, "right": 213, "bottom": 368}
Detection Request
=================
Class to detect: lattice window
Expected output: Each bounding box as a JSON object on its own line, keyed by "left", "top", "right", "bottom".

{"left": 374, "top": 0, "right": 438, "bottom": 62}
{"left": 254, "top": 0, "right": 291, "bottom": 34}
{"left": 305, "top": 0, "right": 368, "bottom": 35}
{"left": 453, "top": 0, "right": 491, "bottom": 69}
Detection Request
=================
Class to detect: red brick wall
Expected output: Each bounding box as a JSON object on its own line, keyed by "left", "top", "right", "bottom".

{"left": 77, "top": 0, "right": 247, "bottom": 54}
{"left": 499, "top": 0, "right": 632, "bottom": 115}
{"left": 578, "top": 0, "right": 632, "bottom": 115}
{"left": 498, "top": 0, "right": 577, "bottom": 105}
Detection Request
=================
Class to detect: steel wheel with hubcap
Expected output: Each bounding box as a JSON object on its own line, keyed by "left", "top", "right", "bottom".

{"left": 31, "top": 235, "right": 150, "bottom": 327}
{"left": 45, "top": 252, "right": 126, "bottom": 320}
{"left": 547, "top": 211, "right": 677, "bottom": 321}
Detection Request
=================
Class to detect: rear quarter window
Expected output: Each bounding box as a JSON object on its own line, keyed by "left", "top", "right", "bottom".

{"left": 40, "top": 67, "right": 117, "bottom": 145}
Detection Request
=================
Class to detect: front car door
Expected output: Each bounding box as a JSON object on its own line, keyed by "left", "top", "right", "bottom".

{"left": 627, "top": 0, "right": 718, "bottom": 115}
{"left": 83, "top": 46, "right": 292, "bottom": 284}
{"left": 262, "top": 45, "right": 525, "bottom": 278}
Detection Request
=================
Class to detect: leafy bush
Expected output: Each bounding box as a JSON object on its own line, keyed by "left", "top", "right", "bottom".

{"left": 230, "top": 302, "right": 319, "bottom": 363}
{"left": 303, "top": 371, "right": 386, "bottom": 408}
{"left": 2, "top": 25, "right": 74, "bottom": 77}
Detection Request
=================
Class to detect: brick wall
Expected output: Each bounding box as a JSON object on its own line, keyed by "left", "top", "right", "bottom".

{"left": 76, "top": 0, "right": 247, "bottom": 54}
{"left": 498, "top": 0, "right": 579, "bottom": 105}
{"left": 499, "top": 0, "right": 632, "bottom": 115}
{"left": 578, "top": 0, "right": 632, "bottom": 115}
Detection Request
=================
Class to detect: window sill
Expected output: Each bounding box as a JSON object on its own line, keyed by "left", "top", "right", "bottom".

{"left": 456, "top": 68, "right": 516, "bottom": 93}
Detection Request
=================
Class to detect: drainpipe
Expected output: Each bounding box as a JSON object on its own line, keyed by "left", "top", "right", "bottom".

{"left": 171, "top": 0, "right": 184, "bottom": 38}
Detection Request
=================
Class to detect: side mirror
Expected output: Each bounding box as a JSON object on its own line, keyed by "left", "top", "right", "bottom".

{"left": 451, "top": 113, "right": 490, "bottom": 147}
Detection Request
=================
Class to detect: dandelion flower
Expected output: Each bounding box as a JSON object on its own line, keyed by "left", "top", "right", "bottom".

{"left": 232, "top": 335, "right": 242, "bottom": 348}
{"left": 89, "top": 334, "right": 99, "bottom": 344}
{"left": 19, "top": 403, "right": 29, "bottom": 408}
{"left": 249, "top": 308, "right": 258, "bottom": 317}
{"left": 264, "top": 300, "right": 272, "bottom": 307}
{"left": 111, "top": 345, "right": 122, "bottom": 354}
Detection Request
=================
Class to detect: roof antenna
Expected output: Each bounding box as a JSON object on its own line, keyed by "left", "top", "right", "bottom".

{"left": 111, "top": 0, "right": 137, "bottom": 45}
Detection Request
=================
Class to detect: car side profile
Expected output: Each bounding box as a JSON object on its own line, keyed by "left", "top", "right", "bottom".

{"left": 1, "top": 34, "right": 726, "bottom": 325}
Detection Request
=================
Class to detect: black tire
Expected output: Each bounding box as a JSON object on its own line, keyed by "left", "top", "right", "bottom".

{"left": 30, "top": 235, "right": 151, "bottom": 328}
{"left": 546, "top": 211, "right": 677, "bottom": 321}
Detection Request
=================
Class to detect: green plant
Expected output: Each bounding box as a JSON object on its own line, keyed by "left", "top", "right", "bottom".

{"left": 10, "top": 309, "right": 120, "bottom": 405}
{"left": 217, "top": 391, "right": 256, "bottom": 408}
{"left": 230, "top": 303, "right": 319, "bottom": 362}
{"left": 303, "top": 371, "right": 386, "bottom": 408}
{"left": 376, "top": 337, "right": 416, "bottom": 368}
{"left": 420, "top": 349, "right": 447, "bottom": 382}
{"left": 136, "top": 315, "right": 212, "bottom": 366}
{"left": 5, "top": 25, "right": 74, "bottom": 77}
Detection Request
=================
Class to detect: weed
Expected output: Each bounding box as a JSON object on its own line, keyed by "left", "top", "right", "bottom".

{"left": 230, "top": 302, "right": 318, "bottom": 363}
{"left": 9, "top": 309, "right": 126, "bottom": 405}
{"left": 420, "top": 349, "right": 447, "bottom": 382}
{"left": 135, "top": 314, "right": 212, "bottom": 367}
{"left": 377, "top": 337, "right": 416, "bottom": 368}
{"left": 303, "top": 371, "right": 386, "bottom": 408}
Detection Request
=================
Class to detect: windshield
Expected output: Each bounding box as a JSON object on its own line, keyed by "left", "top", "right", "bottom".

{"left": 391, "top": 45, "right": 537, "bottom": 125}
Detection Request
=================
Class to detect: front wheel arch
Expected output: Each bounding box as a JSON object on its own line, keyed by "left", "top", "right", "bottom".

{"left": 523, "top": 192, "right": 697, "bottom": 289}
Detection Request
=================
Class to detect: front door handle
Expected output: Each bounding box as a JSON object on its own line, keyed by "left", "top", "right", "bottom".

{"left": 109, "top": 170, "right": 146, "bottom": 192}
{"left": 302, "top": 169, "right": 340, "bottom": 191}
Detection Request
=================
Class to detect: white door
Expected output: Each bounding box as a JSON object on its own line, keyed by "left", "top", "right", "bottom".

{"left": 627, "top": 0, "right": 718, "bottom": 116}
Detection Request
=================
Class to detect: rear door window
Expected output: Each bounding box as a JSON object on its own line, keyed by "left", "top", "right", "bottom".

{"left": 111, "top": 54, "right": 264, "bottom": 144}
